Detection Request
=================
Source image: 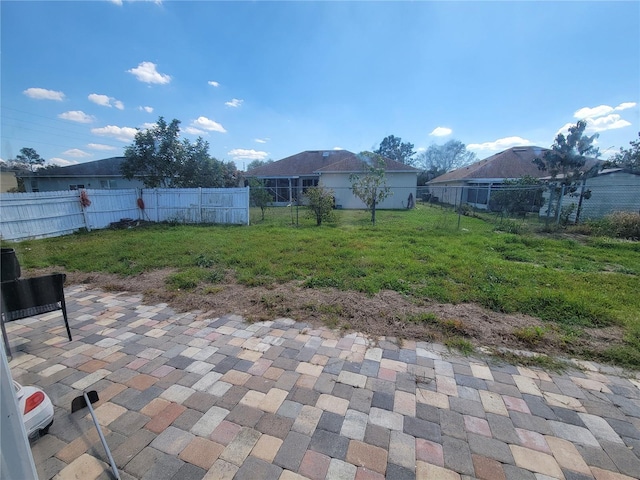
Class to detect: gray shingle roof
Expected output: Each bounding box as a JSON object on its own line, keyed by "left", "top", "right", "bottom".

{"left": 428, "top": 147, "right": 549, "bottom": 183}
{"left": 246, "top": 150, "right": 418, "bottom": 177}
{"left": 428, "top": 146, "right": 600, "bottom": 184}
{"left": 24, "top": 157, "right": 126, "bottom": 177}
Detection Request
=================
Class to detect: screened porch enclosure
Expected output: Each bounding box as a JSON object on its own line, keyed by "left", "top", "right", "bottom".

{"left": 262, "top": 177, "right": 319, "bottom": 204}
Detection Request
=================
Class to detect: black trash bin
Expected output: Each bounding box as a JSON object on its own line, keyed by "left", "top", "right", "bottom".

{"left": 1, "top": 248, "right": 21, "bottom": 282}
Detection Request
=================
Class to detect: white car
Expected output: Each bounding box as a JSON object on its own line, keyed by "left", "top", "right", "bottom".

{"left": 13, "top": 381, "right": 54, "bottom": 439}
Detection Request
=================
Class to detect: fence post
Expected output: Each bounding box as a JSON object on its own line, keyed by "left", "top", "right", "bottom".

{"left": 246, "top": 186, "right": 250, "bottom": 225}
{"left": 198, "top": 187, "right": 203, "bottom": 224}
{"left": 555, "top": 185, "right": 565, "bottom": 225}
{"left": 154, "top": 189, "right": 160, "bottom": 222}
{"left": 80, "top": 191, "right": 92, "bottom": 232}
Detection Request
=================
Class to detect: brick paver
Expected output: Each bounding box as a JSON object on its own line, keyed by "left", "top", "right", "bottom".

{"left": 5, "top": 286, "right": 639, "bottom": 480}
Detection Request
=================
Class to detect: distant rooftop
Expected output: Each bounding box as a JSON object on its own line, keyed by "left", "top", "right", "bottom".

{"left": 246, "top": 150, "right": 418, "bottom": 177}
{"left": 428, "top": 146, "right": 599, "bottom": 184}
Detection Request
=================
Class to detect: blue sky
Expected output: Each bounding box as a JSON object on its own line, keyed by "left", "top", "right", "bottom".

{"left": 1, "top": 1, "right": 638, "bottom": 170}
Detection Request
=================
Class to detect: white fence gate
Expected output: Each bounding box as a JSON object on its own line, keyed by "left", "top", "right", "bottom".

{"left": 0, "top": 187, "right": 250, "bottom": 241}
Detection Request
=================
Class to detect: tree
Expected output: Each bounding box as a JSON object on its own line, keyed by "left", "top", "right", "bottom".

{"left": 349, "top": 152, "right": 393, "bottom": 225}
{"left": 249, "top": 178, "right": 272, "bottom": 220}
{"left": 246, "top": 159, "right": 273, "bottom": 171}
{"left": 534, "top": 120, "right": 600, "bottom": 224}
{"left": 416, "top": 140, "right": 476, "bottom": 181}
{"left": 122, "top": 117, "right": 183, "bottom": 187}
{"left": 605, "top": 132, "right": 640, "bottom": 173}
{"left": 121, "top": 116, "right": 235, "bottom": 188}
{"left": 16, "top": 147, "right": 45, "bottom": 172}
{"left": 304, "top": 185, "right": 335, "bottom": 226}
{"left": 179, "top": 138, "right": 238, "bottom": 188}
{"left": 488, "top": 176, "right": 545, "bottom": 218}
{"left": 374, "top": 135, "right": 416, "bottom": 166}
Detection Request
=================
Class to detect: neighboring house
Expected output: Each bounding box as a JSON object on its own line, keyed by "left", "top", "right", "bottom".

{"left": 427, "top": 146, "right": 599, "bottom": 209}
{"left": 0, "top": 167, "right": 19, "bottom": 192}
{"left": 543, "top": 168, "right": 640, "bottom": 221}
{"left": 18, "top": 157, "right": 144, "bottom": 192}
{"left": 245, "top": 150, "right": 419, "bottom": 209}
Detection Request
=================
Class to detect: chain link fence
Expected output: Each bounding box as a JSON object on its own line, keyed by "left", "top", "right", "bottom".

{"left": 249, "top": 182, "right": 640, "bottom": 227}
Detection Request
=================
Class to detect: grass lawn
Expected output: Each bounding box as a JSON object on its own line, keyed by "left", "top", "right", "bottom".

{"left": 9, "top": 204, "right": 640, "bottom": 368}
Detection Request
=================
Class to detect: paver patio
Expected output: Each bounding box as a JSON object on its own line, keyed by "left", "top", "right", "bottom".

{"left": 6, "top": 285, "right": 640, "bottom": 480}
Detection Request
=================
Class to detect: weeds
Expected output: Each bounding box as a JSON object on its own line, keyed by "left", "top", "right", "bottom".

{"left": 445, "top": 337, "right": 474, "bottom": 355}
{"left": 490, "top": 349, "right": 568, "bottom": 372}
{"left": 513, "top": 326, "right": 547, "bottom": 346}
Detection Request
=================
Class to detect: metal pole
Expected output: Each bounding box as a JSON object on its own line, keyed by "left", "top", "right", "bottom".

{"left": 83, "top": 392, "right": 121, "bottom": 480}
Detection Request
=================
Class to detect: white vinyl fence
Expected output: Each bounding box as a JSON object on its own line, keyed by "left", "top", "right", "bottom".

{"left": 0, "top": 187, "right": 250, "bottom": 241}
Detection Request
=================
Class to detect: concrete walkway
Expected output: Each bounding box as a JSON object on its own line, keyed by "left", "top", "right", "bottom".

{"left": 7, "top": 285, "right": 640, "bottom": 480}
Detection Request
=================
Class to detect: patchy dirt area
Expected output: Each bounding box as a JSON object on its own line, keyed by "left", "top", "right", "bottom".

{"left": 31, "top": 267, "right": 624, "bottom": 362}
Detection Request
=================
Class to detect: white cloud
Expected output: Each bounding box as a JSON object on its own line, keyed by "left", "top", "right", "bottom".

{"left": 574, "top": 105, "right": 613, "bottom": 119}
{"left": 416, "top": 147, "right": 426, "bottom": 153}
{"left": 254, "top": 138, "right": 269, "bottom": 144}
{"left": 87, "top": 143, "right": 117, "bottom": 151}
{"left": 139, "top": 106, "right": 154, "bottom": 113}
{"left": 225, "top": 98, "right": 243, "bottom": 108}
{"left": 49, "top": 158, "right": 78, "bottom": 167}
{"left": 110, "top": 0, "right": 123, "bottom": 5}
{"left": 468, "top": 136, "right": 533, "bottom": 152}
{"left": 62, "top": 149, "right": 91, "bottom": 158}
{"left": 555, "top": 122, "right": 573, "bottom": 136}
{"left": 88, "top": 93, "right": 111, "bottom": 107}
{"left": 127, "top": 61, "right": 171, "bottom": 84}
{"left": 58, "top": 110, "right": 95, "bottom": 123}
{"left": 333, "top": 147, "right": 344, "bottom": 150}
{"left": 140, "top": 122, "right": 157, "bottom": 130}
{"left": 91, "top": 125, "right": 138, "bottom": 142}
{"left": 192, "top": 116, "right": 226, "bottom": 133}
{"left": 429, "top": 127, "right": 452, "bottom": 137}
{"left": 557, "top": 112, "right": 632, "bottom": 136}
{"left": 23, "top": 87, "right": 65, "bottom": 101}
{"left": 184, "top": 126, "right": 206, "bottom": 135}
{"left": 615, "top": 102, "right": 636, "bottom": 112}
{"left": 227, "top": 148, "right": 268, "bottom": 161}
{"left": 574, "top": 101, "right": 637, "bottom": 120}
{"left": 88, "top": 93, "right": 124, "bottom": 109}
{"left": 587, "top": 114, "right": 631, "bottom": 132}
{"left": 208, "top": 81, "right": 220, "bottom": 87}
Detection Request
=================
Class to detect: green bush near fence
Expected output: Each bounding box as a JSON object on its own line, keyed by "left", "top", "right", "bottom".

{"left": 9, "top": 204, "right": 640, "bottom": 367}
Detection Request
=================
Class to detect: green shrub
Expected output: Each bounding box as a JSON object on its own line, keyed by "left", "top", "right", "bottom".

{"left": 578, "top": 212, "right": 640, "bottom": 240}
{"left": 457, "top": 203, "right": 474, "bottom": 217}
{"left": 606, "top": 211, "right": 640, "bottom": 240}
{"left": 494, "top": 220, "right": 522, "bottom": 234}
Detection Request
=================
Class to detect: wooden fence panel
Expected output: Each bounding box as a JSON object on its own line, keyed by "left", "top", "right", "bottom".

{"left": 1, "top": 187, "right": 249, "bottom": 241}
{"left": 0, "top": 191, "right": 85, "bottom": 241}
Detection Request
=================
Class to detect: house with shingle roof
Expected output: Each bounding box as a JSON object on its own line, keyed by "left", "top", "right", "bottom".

{"left": 427, "top": 146, "right": 600, "bottom": 209}
{"left": 18, "top": 157, "right": 144, "bottom": 192}
{"left": 245, "top": 150, "right": 419, "bottom": 209}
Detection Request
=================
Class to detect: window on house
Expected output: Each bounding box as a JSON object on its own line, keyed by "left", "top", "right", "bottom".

{"left": 302, "top": 178, "right": 318, "bottom": 193}
{"left": 466, "top": 184, "right": 489, "bottom": 205}
{"left": 69, "top": 184, "right": 85, "bottom": 191}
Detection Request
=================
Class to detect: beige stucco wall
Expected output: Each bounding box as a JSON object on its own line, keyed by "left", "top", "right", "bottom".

{"left": 320, "top": 172, "right": 417, "bottom": 209}
{"left": 0, "top": 171, "right": 18, "bottom": 192}
{"left": 425, "top": 182, "right": 465, "bottom": 207}
{"left": 564, "top": 172, "right": 640, "bottom": 220}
